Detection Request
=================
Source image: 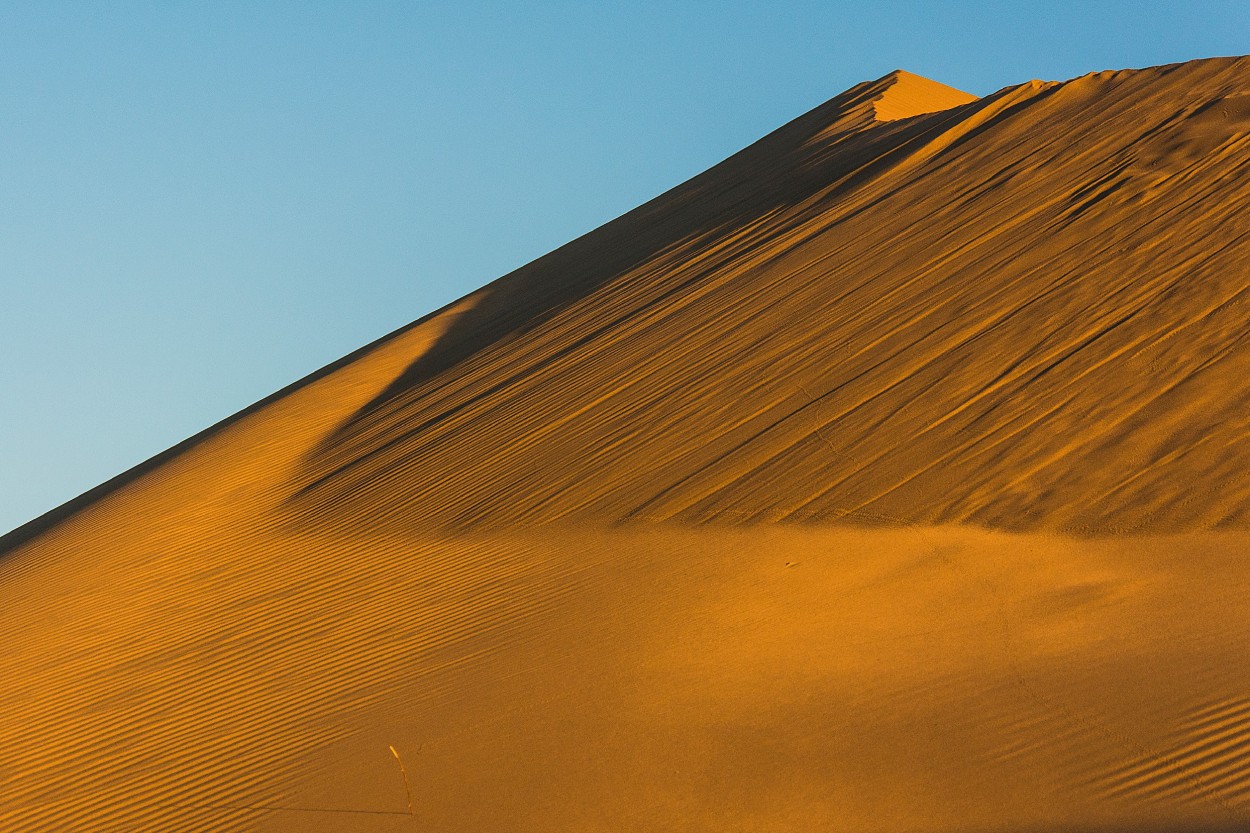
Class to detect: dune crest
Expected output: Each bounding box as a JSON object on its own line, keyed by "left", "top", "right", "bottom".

{"left": 869, "top": 69, "right": 978, "bottom": 121}
{"left": 6, "top": 57, "right": 1250, "bottom": 832}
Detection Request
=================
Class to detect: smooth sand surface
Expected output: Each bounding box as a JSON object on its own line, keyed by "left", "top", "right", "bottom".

{"left": 5, "top": 58, "right": 1250, "bottom": 831}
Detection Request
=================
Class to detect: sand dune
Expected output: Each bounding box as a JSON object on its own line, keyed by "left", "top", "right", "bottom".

{"left": 5, "top": 58, "right": 1250, "bottom": 831}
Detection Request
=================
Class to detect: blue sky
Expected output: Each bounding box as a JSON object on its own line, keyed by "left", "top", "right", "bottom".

{"left": 3, "top": 1, "right": 1248, "bottom": 534}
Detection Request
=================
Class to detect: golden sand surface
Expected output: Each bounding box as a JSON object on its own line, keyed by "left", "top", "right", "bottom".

{"left": 5, "top": 58, "right": 1250, "bottom": 831}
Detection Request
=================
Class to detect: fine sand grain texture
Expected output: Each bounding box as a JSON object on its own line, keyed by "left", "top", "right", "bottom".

{"left": 5, "top": 58, "right": 1250, "bottom": 831}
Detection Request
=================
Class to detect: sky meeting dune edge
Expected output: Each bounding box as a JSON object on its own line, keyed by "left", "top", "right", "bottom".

{"left": 6, "top": 57, "right": 1250, "bottom": 832}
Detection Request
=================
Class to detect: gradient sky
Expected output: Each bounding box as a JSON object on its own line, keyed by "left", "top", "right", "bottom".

{"left": 3, "top": 1, "right": 1248, "bottom": 535}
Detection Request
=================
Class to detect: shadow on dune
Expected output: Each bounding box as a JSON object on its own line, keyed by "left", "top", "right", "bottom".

{"left": 342, "top": 80, "right": 985, "bottom": 419}
{"left": 296, "top": 78, "right": 994, "bottom": 490}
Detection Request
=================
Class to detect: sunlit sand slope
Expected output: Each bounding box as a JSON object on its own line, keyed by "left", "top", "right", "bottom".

{"left": 6, "top": 524, "right": 1250, "bottom": 831}
{"left": 5, "top": 58, "right": 1250, "bottom": 832}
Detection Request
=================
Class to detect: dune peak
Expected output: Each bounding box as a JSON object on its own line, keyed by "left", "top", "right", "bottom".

{"left": 869, "top": 68, "right": 978, "bottom": 121}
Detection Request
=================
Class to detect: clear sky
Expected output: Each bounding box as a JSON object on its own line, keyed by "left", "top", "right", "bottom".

{"left": 3, "top": 1, "right": 1248, "bottom": 535}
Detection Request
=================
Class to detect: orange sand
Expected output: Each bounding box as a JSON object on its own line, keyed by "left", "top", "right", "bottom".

{"left": 5, "top": 58, "right": 1250, "bottom": 831}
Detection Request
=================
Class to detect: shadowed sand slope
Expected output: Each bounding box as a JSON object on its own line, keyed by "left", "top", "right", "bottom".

{"left": 6, "top": 59, "right": 1250, "bottom": 832}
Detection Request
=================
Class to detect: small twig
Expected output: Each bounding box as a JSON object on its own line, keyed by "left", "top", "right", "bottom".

{"left": 389, "top": 744, "right": 416, "bottom": 817}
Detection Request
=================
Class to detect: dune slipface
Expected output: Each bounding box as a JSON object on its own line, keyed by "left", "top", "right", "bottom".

{"left": 5, "top": 58, "right": 1250, "bottom": 832}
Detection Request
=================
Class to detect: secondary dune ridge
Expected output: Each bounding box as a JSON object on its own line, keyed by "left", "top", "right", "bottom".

{"left": 5, "top": 58, "right": 1250, "bottom": 831}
